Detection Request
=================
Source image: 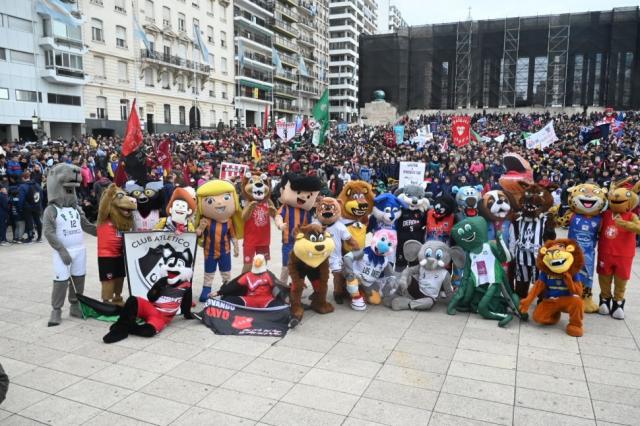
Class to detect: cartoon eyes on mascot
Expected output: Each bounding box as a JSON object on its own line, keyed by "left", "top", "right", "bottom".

{"left": 452, "top": 185, "right": 483, "bottom": 220}
{"left": 447, "top": 216, "right": 522, "bottom": 327}
{"left": 125, "top": 180, "right": 164, "bottom": 231}
{"left": 337, "top": 180, "right": 374, "bottom": 253}
{"left": 154, "top": 187, "right": 196, "bottom": 234}
{"left": 426, "top": 195, "right": 456, "bottom": 244}
{"left": 597, "top": 178, "right": 640, "bottom": 320}
{"left": 519, "top": 239, "right": 585, "bottom": 336}
{"left": 241, "top": 172, "right": 277, "bottom": 274}
{"left": 288, "top": 223, "right": 334, "bottom": 326}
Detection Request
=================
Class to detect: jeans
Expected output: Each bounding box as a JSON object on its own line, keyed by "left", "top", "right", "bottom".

{"left": 23, "top": 207, "right": 42, "bottom": 241}
{"left": 0, "top": 215, "right": 7, "bottom": 242}
{"left": 12, "top": 219, "right": 24, "bottom": 241}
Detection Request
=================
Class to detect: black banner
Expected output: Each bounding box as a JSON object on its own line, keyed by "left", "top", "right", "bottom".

{"left": 196, "top": 299, "right": 291, "bottom": 337}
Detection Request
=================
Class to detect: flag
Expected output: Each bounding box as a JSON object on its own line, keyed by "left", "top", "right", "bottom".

{"left": 193, "top": 24, "right": 209, "bottom": 64}
{"left": 251, "top": 142, "right": 261, "bottom": 162}
{"left": 238, "top": 38, "right": 245, "bottom": 70}
{"left": 36, "top": 0, "right": 84, "bottom": 27}
{"left": 196, "top": 299, "right": 291, "bottom": 337}
{"left": 318, "top": 59, "right": 325, "bottom": 82}
{"left": 312, "top": 89, "right": 329, "bottom": 146}
{"left": 133, "top": 15, "right": 151, "bottom": 51}
{"left": 272, "top": 47, "right": 283, "bottom": 74}
{"left": 263, "top": 104, "right": 270, "bottom": 131}
{"left": 525, "top": 120, "right": 558, "bottom": 150}
{"left": 298, "top": 55, "right": 309, "bottom": 77}
{"left": 77, "top": 294, "right": 121, "bottom": 322}
{"left": 156, "top": 139, "right": 172, "bottom": 172}
{"left": 580, "top": 123, "right": 610, "bottom": 144}
{"left": 122, "top": 99, "right": 143, "bottom": 156}
{"left": 295, "top": 115, "right": 303, "bottom": 133}
{"left": 451, "top": 116, "right": 471, "bottom": 147}
{"left": 471, "top": 129, "right": 481, "bottom": 144}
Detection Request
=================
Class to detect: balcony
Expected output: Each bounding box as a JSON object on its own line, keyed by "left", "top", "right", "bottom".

{"left": 274, "top": 3, "right": 298, "bottom": 21}
{"left": 298, "top": 1, "right": 316, "bottom": 15}
{"left": 298, "top": 34, "right": 314, "bottom": 47}
{"left": 274, "top": 69, "right": 297, "bottom": 83}
{"left": 140, "top": 49, "right": 211, "bottom": 74}
{"left": 273, "top": 16, "right": 298, "bottom": 38}
{"left": 235, "top": 30, "right": 272, "bottom": 51}
{"left": 41, "top": 65, "right": 88, "bottom": 85}
{"left": 274, "top": 83, "right": 296, "bottom": 98}
{"left": 298, "top": 17, "right": 317, "bottom": 30}
{"left": 237, "top": 68, "right": 273, "bottom": 82}
{"left": 279, "top": 51, "right": 297, "bottom": 67}
{"left": 273, "top": 35, "right": 296, "bottom": 53}
{"left": 236, "top": 85, "right": 272, "bottom": 102}
{"left": 234, "top": 10, "right": 273, "bottom": 34}
{"left": 281, "top": 0, "right": 298, "bottom": 8}
{"left": 273, "top": 99, "right": 296, "bottom": 113}
{"left": 244, "top": 0, "right": 275, "bottom": 12}
{"left": 238, "top": 51, "right": 273, "bottom": 71}
{"left": 298, "top": 84, "right": 318, "bottom": 96}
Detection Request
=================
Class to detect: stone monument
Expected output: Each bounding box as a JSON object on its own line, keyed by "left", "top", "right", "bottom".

{"left": 361, "top": 90, "right": 398, "bottom": 126}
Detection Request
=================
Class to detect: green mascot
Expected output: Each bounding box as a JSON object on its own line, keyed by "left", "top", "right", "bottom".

{"left": 447, "top": 216, "right": 523, "bottom": 327}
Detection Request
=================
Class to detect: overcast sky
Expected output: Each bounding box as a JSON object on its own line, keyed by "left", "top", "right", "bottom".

{"left": 385, "top": 0, "right": 639, "bottom": 26}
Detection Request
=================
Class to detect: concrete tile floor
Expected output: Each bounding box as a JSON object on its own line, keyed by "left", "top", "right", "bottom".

{"left": 1, "top": 224, "right": 639, "bottom": 425}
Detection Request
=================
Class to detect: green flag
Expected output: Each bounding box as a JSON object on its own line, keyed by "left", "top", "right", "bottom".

{"left": 471, "top": 129, "right": 481, "bottom": 144}
{"left": 313, "top": 89, "right": 329, "bottom": 146}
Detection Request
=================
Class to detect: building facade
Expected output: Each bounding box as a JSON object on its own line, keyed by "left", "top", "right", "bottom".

{"left": 0, "top": 0, "right": 87, "bottom": 142}
{"left": 387, "top": 4, "right": 406, "bottom": 32}
{"left": 328, "top": 0, "right": 377, "bottom": 122}
{"left": 82, "top": 0, "right": 235, "bottom": 137}
{"left": 359, "top": 7, "right": 640, "bottom": 112}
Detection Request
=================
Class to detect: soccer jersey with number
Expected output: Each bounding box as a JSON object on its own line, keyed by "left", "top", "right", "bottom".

{"left": 350, "top": 255, "right": 389, "bottom": 286}
{"left": 54, "top": 206, "right": 84, "bottom": 249}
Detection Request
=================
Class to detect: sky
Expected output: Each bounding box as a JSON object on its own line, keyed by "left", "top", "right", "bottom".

{"left": 385, "top": 0, "right": 640, "bottom": 27}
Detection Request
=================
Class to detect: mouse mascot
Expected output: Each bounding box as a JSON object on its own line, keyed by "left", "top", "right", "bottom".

{"left": 519, "top": 239, "right": 585, "bottom": 336}
{"left": 195, "top": 180, "right": 244, "bottom": 302}
{"left": 289, "top": 223, "right": 335, "bottom": 326}
{"left": 275, "top": 173, "right": 322, "bottom": 285}
{"left": 102, "top": 249, "right": 194, "bottom": 343}
{"left": 97, "top": 184, "right": 137, "bottom": 305}
{"left": 43, "top": 164, "right": 97, "bottom": 326}
{"left": 214, "top": 254, "right": 285, "bottom": 307}
{"left": 452, "top": 185, "right": 483, "bottom": 221}
{"left": 125, "top": 180, "right": 164, "bottom": 231}
{"left": 395, "top": 185, "right": 429, "bottom": 270}
{"left": 597, "top": 178, "right": 640, "bottom": 319}
{"left": 154, "top": 187, "right": 196, "bottom": 233}
{"left": 426, "top": 195, "right": 456, "bottom": 244}
{"left": 241, "top": 172, "right": 277, "bottom": 273}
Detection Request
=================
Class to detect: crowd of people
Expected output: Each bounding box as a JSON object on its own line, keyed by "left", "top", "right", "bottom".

{"left": 0, "top": 109, "right": 639, "bottom": 245}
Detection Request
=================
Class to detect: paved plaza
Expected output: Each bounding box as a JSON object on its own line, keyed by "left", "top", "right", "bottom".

{"left": 1, "top": 227, "right": 640, "bottom": 425}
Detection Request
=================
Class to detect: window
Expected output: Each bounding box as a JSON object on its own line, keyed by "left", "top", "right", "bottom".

{"left": 210, "top": 109, "right": 216, "bottom": 125}
{"left": 8, "top": 16, "right": 32, "bottom": 33}
{"left": 220, "top": 31, "right": 226, "bottom": 48}
{"left": 207, "top": 25, "right": 214, "bottom": 43}
{"left": 532, "top": 56, "right": 547, "bottom": 106}
{"left": 47, "top": 93, "right": 81, "bottom": 106}
{"left": 178, "top": 43, "right": 186, "bottom": 58}
{"left": 161, "top": 71, "right": 169, "bottom": 89}
{"left": 192, "top": 0, "right": 200, "bottom": 8}
{"left": 164, "top": 104, "right": 171, "bottom": 123}
{"left": 223, "top": 111, "right": 229, "bottom": 125}
{"left": 145, "top": 0, "right": 155, "bottom": 21}
{"left": 118, "top": 61, "right": 128, "bottom": 82}
{"left": 221, "top": 57, "right": 227, "bottom": 74}
{"left": 53, "top": 51, "right": 83, "bottom": 70}
{"left": 51, "top": 19, "right": 81, "bottom": 41}
{"left": 16, "top": 90, "right": 39, "bottom": 102}
{"left": 91, "top": 18, "right": 104, "bottom": 42}
{"left": 94, "top": 56, "right": 105, "bottom": 78}
{"left": 11, "top": 50, "right": 35, "bottom": 65}
{"left": 515, "top": 57, "right": 529, "bottom": 103}
{"left": 481, "top": 59, "right": 490, "bottom": 107}
{"left": 593, "top": 53, "right": 602, "bottom": 106}
{"left": 622, "top": 52, "right": 634, "bottom": 106}
{"left": 0, "top": 48, "right": 6, "bottom": 61}
{"left": 210, "top": 81, "right": 215, "bottom": 97}
{"left": 120, "top": 99, "right": 129, "bottom": 120}
{"left": 208, "top": 53, "right": 215, "bottom": 68}
{"left": 440, "top": 62, "right": 448, "bottom": 109}
{"left": 144, "top": 68, "right": 154, "bottom": 86}
{"left": 572, "top": 55, "right": 584, "bottom": 106}
{"left": 179, "top": 106, "right": 186, "bottom": 125}
{"left": 220, "top": 4, "right": 227, "bottom": 22}
{"left": 221, "top": 83, "right": 228, "bottom": 99}
{"left": 0, "top": 88, "right": 9, "bottom": 100}
{"left": 162, "top": 6, "right": 171, "bottom": 27}
{"left": 163, "top": 45, "right": 171, "bottom": 58}
{"left": 207, "top": 0, "right": 214, "bottom": 15}
{"left": 96, "top": 96, "right": 107, "bottom": 118}
{"left": 177, "top": 75, "right": 185, "bottom": 92}
{"left": 178, "top": 13, "right": 185, "bottom": 31}
{"left": 114, "top": 0, "right": 126, "bottom": 13}
{"left": 116, "top": 26, "right": 127, "bottom": 48}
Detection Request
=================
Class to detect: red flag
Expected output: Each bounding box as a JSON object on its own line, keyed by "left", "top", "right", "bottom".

{"left": 156, "top": 139, "right": 172, "bottom": 172}
{"left": 122, "top": 99, "right": 143, "bottom": 156}
{"left": 262, "top": 104, "right": 270, "bottom": 131}
{"left": 451, "top": 116, "right": 471, "bottom": 147}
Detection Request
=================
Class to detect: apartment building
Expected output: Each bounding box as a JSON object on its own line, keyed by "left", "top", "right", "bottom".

{"left": 387, "top": 4, "right": 406, "bottom": 32}
{"left": 0, "top": 0, "right": 87, "bottom": 141}
{"left": 328, "top": 0, "right": 377, "bottom": 122}
{"left": 82, "top": 0, "right": 235, "bottom": 136}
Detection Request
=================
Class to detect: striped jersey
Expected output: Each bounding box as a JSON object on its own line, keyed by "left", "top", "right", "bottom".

{"left": 278, "top": 205, "right": 313, "bottom": 244}
{"left": 203, "top": 219, "right": 236, "bottom": 259}
{"left": 511, "top": 214, "right": 550, "bottom": 267}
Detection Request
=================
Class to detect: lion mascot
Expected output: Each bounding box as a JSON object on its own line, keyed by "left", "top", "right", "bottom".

{"left": 43, "top": 164, "right": 97, "bottom": 326}
{"left": 520, "top": 239, "right": 585, "bottom": 336}
{"left": 241, "top": 172, "right": 277, "bottom": 273}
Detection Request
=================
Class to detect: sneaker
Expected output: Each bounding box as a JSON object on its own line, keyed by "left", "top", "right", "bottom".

{"left": 12, "top": 240, "right": 22, "bottom": 244}
{"left": 350, "top": 296, "right": 366, "bottom": 311}
{"left": 0, "top": 242, "right": 9, "bottom": 247}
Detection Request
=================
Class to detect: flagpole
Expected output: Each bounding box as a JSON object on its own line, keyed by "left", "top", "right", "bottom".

{"left": 132, "top": 0, "right": 139, "bottom": 104}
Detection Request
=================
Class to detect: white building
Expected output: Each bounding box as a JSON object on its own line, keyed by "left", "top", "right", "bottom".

{"left": 328, "top": 0, "right": 377, "bottom": 122}
{"left": 81, "top": 0, "right": 235, "bottom": 137}
{"left": 387, "top": 4, "right": 406, "bottom": 32}
{"left": 0, "top": 0, "right": 87, "bottom": 142}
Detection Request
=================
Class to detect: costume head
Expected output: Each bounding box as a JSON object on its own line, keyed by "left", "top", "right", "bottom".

{"left": 125, "top": 180, "right": 163, "bottom": 217}
{"left": 278, "top": 173, "right": 322, "bottom": 211}
{"left": 46, "top": 163, "right": 81, "bottom": 207}
{"left": 97, "top": 184, "right": 137, "bottom": 230}
{"left": 316, "top": 197, "right": 341, "bottom": 226}
{"left": 536, "top": 239, "right": 584, "bottom": 276}
{"left": 293, "top": 223, "right": 334, "bottom": 268}
{"left": 251, "top": 254, "right": 267, "bottom": 274}
{"left": 371, "top": 193, "right": 406, "bottom": 226}
{"left": 451, "top": 216, "right": 489, "bottom": 252}
{"left": 403, "top": 240, "right": 465, "bottom": 270}
{"left": 167, "top": 187, "right": 196, "bottom": 225}
{"left": 608, "top": 178, "right": 640, "bottom": 214}
{"left": 432, "top": 195, "right": 456, "bottom": 219}
{"left": 196, "top": 180, "right": 244, "bottom": 238}
{"left": 369, "top": 229, "right": 397, "bottom": 257}
{"left": 452, "top": 185, "right": 483, "bottom": 210}
{"left": 517, "top": 181, "right": 554, "bottom": 218}
{"left": 242, "top": 172, "right": 271, "bottom": 202}
{"left": 395, "top": 185, "right": 430, "bottom": 211}
{"left": 160, "top": 244, "right": 194, "bottom": 284}
{"left": 338, "top": 180, "right": 374, "bottom": 221}
{"left": 479, "top": 190, "right": 513, "bottom": 222}
{"left": 567, "top": 183, "right": 607, "bottom": 217}
{"left": 499, "top": 153, "right": 534, "bottom": 200}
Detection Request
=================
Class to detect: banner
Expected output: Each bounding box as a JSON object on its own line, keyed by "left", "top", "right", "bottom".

{"left": 123, "top": 232, "right": 198, "bottom": 299}
{"left": 220, "top": 162, "right": 249, "bottom": 180}
{"left": 430, "top": 121, "right": 438, "bottom": 134}
{"left": 451, "top": 116, "right": 471, "bottom": 147}
{"left": 525, "top": 120, "right": 559, "bottom": 150}
{"left": 262, "top": 138, "right": 272, "bottom": 150}
{"left": 197, "top": 299, "right": 290, "bottom": 337}
{"left": 338, "top": 122, "right": 348, "bottom": 134}
{"left": 394, "top": 125, "right": 405, "bottom": 145}
{"left": 122, "top": 99, "right": 143, "bottom": 156}
{"left": 156, "top": 139, "right": 172, "bottom": 172}
{"left": 276, "top": 122, "right": 296, "bottom": 141}
{"left": 399, "top": 161, "right": 426, "bottom": 189}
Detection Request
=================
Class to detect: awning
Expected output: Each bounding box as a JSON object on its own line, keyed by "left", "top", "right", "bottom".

{"left": 239, "top": 79, "right": 272, "bottom": 92}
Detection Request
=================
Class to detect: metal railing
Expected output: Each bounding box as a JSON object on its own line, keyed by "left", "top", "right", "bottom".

{"left": 274, "top": 99, "right": 295, "bottom": 111}
{"left": 273, "top": 34, "right": 296, "bottom": 51}
{"left": 273, "top": 16, "right": 298, "bottom": 36}
{"left": 239, "top": 68, "right": 273, "bottom": 81}
{"left": 274, "top": 3, "right": 298, "bottom": 21}
{"left": 278, "top": 51, "right": 297, "bottom": 66}
{"left": 239, "top": 51, "right": 272, "bottom": 66}
{"left": 274, "top": 69, "right": 297, "bottom": 81}
{"left": 246, "top": 0, "right": 274, "bottom": 11}
{"left": 274, "top": 83, "right": 296, "bottom": 95}
{"left": 235, "top": 30, "right": 272, "bottom": 47}
{"left": 234, "top": 9, "right": 270, "bottom": 28}
{"left": 140, "top": 49, "right": 211, "bottom": 73}
{"left": 45, "top": 65, "right": 86, "bottom": 79}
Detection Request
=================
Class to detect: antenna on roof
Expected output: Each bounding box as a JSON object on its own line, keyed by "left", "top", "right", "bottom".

{"left": 467, "top": 6, "right": 472, "bottom": 20}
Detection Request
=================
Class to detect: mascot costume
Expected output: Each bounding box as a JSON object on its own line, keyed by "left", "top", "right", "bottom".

{"left": 447, "top": 217, "right": 521, "bottom": 327}
{"left": 479, "top": 189, "right": 514, "bottom": 277}
{"left": 195, "top": 180, "right": 244, "bottom": 302}
{"left": 154, "top": 187, "right": 196, "bottom": 233}
{"left": 343, "top": 229, "right": 399, "bottom": 311}
{"left": 510, "top": 181, "right": 556, "bottom": 298}
{"left": 97, "top": 184, "right": 137, "bottom": 305}
{"left": 394, "top": 185, "right": 429, "bottom": 270}
{"left": 368, "top": 193, "right": 405, "bottom": 233}
{"left": 288, "top": 223, "right": 334, "bottom": 326}
{"left": 337, "top": 180, "right": 374, "bottom": 252}
{"left": 499, "top": 153, "right": 534, "bottom": 205}
{"left": 520, "top": 239, "right": 585, "bottom": 336}
{"left": 275, "top": 173, "right": 322, "bottom": 284}
{"left": 315, "top": 197, "right": 358, "bottom": 304}
{"left": 43, "top": 164, "right": 97, "bottom": 326}
{"left": 597, "top": 178, "right": 640, "bottom": 319}
{"left": 386, "top": 240, "right": 464, "bottom": 311}
{"left": 125, "top": 180, "right": 164, "bottom": 231}
{"left": 426, "top": 195, "right": 456, "bottom": 244}
{"left": 103, "top": 248, "right": 194, "bottom": 343}
{"left": 241, "top": 172, "right": 277, "bottom": 273}
{"left": 452, "top": 185, "right": 483, "bottom": 221}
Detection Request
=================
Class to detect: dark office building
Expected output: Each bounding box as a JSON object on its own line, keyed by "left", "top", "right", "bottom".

{"left": 359, "top": 7, "right": 640, "bottom": 112}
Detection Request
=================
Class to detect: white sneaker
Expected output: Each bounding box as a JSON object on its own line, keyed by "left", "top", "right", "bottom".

{"left": 350, "top": 297, "right": 366, "bottom": 311}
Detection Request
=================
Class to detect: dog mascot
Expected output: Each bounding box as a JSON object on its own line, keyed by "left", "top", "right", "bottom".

{"left": 241, "top": 172, "right": 277, "bottom": 273}
{"left": 195, "top": 180, "right": 244, "bottom": 302}
{"left": 43, "top": 164, "right": 97, "bottom": 326}
{"left": 154, "top": 187, "right": 196, "bottom": 233}
{"left": 395, "top": 185, "right": 429, "bottom": 270}
{"left": 97, "top": 184, "right": 137, "bottom": 305}
{"left": 519, "top": 239, "right": 585, "bottom": 336}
